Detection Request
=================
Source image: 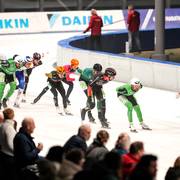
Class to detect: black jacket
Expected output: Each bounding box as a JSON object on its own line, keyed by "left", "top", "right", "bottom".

{"left": 63, "top": 135, "right": 87, "bottom": 153}
{"left": 13, "top": 127, "right": 40, "bottom": 168}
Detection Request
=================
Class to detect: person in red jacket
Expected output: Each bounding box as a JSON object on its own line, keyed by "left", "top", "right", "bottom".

{"left": 122, "top": 141, "right": 144, "bottom": 180}
{"left": 127, "top": 5, "right": 141, "bottom": 53}
{"left": 83, "top": 9, "right": 103, "bottom": 51}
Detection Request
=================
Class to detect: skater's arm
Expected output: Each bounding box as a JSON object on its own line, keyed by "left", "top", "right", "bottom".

{"left": 116, "top": 87, "right": 128, "bottom": 96}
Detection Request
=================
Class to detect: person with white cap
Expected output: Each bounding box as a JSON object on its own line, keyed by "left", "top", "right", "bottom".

{"left": 116, "top": 78, "right": 151, "bottom": 132}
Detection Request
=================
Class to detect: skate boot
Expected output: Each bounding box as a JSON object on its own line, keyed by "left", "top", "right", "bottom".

{"left": 80, "top": 108, "right": 87, "bottom": 121}
{"left": 21, "top": 94, "right": 26, "bottom": 103}
{"left": 2, "top": 98, "right": 8, "bottom": 108}
{"left": 101, "top": 121, "right": 111, "bottom": 129}
{"left": 129, "top": 124, "right": 138, "bottom": 133}
{"left": 64, "top": 108, "right": 73, "bottom": 115}
{"left": 88, "top": 111, "right": 96, "bottom": 123}
{"left": 141, "top": 122, "right": 152, "bottom": 130}
{"left": 56, "top": 107, "right": 64, "bottom": 115}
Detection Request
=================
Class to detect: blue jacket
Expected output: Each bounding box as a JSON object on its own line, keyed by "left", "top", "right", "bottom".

{"left": 13, "top": 127, "right": 40, "bottom": 168}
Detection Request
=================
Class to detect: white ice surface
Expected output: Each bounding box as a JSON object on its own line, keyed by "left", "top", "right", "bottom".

{"left": 0, "top": 32, "right": 180, "bottom": 180}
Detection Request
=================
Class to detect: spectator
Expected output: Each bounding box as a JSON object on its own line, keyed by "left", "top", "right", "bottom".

{"left": 129, "top": 154, "right": 158, "bottom": 180}
{"left": 38, "top": 159, "right": 60, "bottom": 180}
{"left": 46, "top": 145, "right": 64, "bottom": 171}
{"left": 112, "top": 132, "right": 131, "bottom": 155}
{"left": 0, "top": 108, "right": 16, "bottom": 180}
{"left": 127, "top": 5, "right": 141, "bottom": 53}
{"left": 122, "top": 141, "right": 144, "bottom": 180}
{"left": 84, "top": 130, "right": 109, "bottom": 170}
{"left": 63, "top": 124, "right": 91, "bottom": 153}
{"left": 58, "top": 148, "right": 85, "bottom": 180}
{"left": 74, "top": 151, "right": 122, "bottom": 180}
{"left": 165, "top": 156, "right": 180, "bottom": 180}
{"left": 83, "top": 9, "right": 103, "bottom": 51}
{"left": 13, "top": 117, "right": 43, "bottom": 175}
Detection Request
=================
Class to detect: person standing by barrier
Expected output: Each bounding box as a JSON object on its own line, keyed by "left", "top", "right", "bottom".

{"left": 83, "top": 9, "right": 103, "bottom": 51}
{"left": 127, "top": 5, "right": 141, "bottom": 53}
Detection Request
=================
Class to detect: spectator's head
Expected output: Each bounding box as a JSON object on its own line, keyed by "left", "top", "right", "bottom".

{"left": 129, "top": 141, "right": 144, "bottom": 158}
{"left": 104, "top": 151, "right": 122, "bottom": 178}
{"left": 65, "top": 148, "right": 85, "bottom": 167}
{"left": 46, "top": 145, "right": 64, "bottom": 163}
{"left": 130, "top": 154, "right": 158, "bottom": 180}
{"left": 128, "top": 4, "right": 134, "bottom": 11}
{"left": 96, "top": 130, "right": 109, "bottom": 145}
{"left": 3, "top": 108, "right": 14, "bottom": 120}
{"left": 21, "top": 117, "right": 36, "bottom": 134}
{"left": 174, "top": 156, "right": 180, "bottom": 168}
{"left": 115, "top": 132, "right": 131, "bottom": 151}
{"left": 91, "top": 9, "right": 97, "bottom": 15}
{"left": 78, "top": 124, "right": 91, "bottom": 141}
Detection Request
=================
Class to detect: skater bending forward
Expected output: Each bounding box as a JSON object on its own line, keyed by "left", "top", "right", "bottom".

{"left": 45, "top": 66, "right": 71, "bottom": 115}
{"left": 116, "top": 78, "right": 151, "bottom": 132}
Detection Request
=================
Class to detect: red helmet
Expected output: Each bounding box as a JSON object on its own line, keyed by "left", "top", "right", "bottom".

{"left": 71, "top": 58, "right": 79, "bottom": 67}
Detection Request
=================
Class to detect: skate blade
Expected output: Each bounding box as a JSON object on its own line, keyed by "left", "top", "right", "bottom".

{"left": 101, "top": 125, "right": 111, "bottom": 129}
{"left": 65, "top": 112, "right": 73, "bottom": 116}
{"left": 130, "top": 129, "right": 138, "bottom": 133}
{"left": 58, "top": 112, "right": 65, "bottom": 116}
{"left": 142, "top": 127, "right": 152, "bottom": 130}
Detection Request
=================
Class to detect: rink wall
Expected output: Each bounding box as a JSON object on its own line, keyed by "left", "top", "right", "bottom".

{"left": 57, "top": 36, "right": 180, "bottom": 92}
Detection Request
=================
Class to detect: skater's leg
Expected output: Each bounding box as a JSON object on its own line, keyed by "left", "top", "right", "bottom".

{"left": 62, "top": 79, "right": 73, "bottom": 104}
{"left": 134, "top": 105, "right": 143, "bottom": 123}
{"left": 32, "top": 85, "right": 50, "bottom": 104}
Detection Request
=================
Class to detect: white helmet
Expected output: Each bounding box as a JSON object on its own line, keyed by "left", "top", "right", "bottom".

{"left": 14, "top": 55, "right": 24, "bottom": 63}
{"left": 24, "top": 56, "right": 33, "bottom": 63}
{"left": 130, "top": 78, "right": 141, "bottom": 86}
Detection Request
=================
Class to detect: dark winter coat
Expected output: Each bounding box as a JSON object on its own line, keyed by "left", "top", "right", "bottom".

{"left": 13, "top": 127, "right": 40, "bottom": 169}
{"left": 84, "top": 138, "right": 108, "bottom": 170}
{"left": 63, "top": 135, "right": 87, "bottom": 153}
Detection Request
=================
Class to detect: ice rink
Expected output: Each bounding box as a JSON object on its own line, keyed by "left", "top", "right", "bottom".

{"left": 0, "top": 32, "right": 180, "bottom": 180}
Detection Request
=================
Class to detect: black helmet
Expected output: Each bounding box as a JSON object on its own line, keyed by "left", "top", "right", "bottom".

{"left": 105, "top": 67, "right": 116, "bottom": 76}
{"left": 93, "top": 63, "right": 102, "bottom": 72}
{"left": 33, "top": 52, "right": 41, "bottom": 60}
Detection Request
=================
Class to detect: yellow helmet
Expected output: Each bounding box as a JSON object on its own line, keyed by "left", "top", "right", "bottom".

{"left": 71, "top": 58, "right": 79, "bottom": 67}
{"left": 56, "top": 66, "right": 65, "bottom": 73}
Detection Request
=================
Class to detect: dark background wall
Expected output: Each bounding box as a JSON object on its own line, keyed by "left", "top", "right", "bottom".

{"left": 1, "top": 0, "right": 180, "bottom": 12}
{"left": 69, "top": 29, "right": 180, "bottom": 54}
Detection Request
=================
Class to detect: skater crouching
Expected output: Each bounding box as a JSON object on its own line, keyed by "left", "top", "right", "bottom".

{"left": 116, "top": 78, "right": 151, "bottom": 132}
{"left": 45, "top": 66, "right": 71, "bottom": 115}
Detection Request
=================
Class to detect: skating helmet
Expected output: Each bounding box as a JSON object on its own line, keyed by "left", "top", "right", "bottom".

{"left": 70, "top": 58, "right": 79, "bottom": 67}
{"left": 56, "top": 66, "right": 65, "bottom": 73}
{"left": 14, "top": 55, "right": 24, "bottom": 63}
{"left": 93, "top": 63, "right": 102, "bottom": 72}
{"left": 130, "top": 78, "right": 141, "bottom": 86}
{"left": 25, "top": 56, "right": 33, "bottom": 62}
{"left": 33, "top": 52, "right": 41, "bottom": 60}
{"left": 105, "top": 67, "right": 116, "bottom": 76}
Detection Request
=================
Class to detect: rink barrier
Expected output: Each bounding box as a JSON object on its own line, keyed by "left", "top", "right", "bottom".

{"left": 57, "top": 32, "right": 180, "bottom": 92}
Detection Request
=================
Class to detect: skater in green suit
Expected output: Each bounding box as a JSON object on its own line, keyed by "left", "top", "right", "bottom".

{"left": 116, "top": 78, "right": 151, "bottom": 132}
{"left": 0, "top": 55, "right": 22, "bottom": 109}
